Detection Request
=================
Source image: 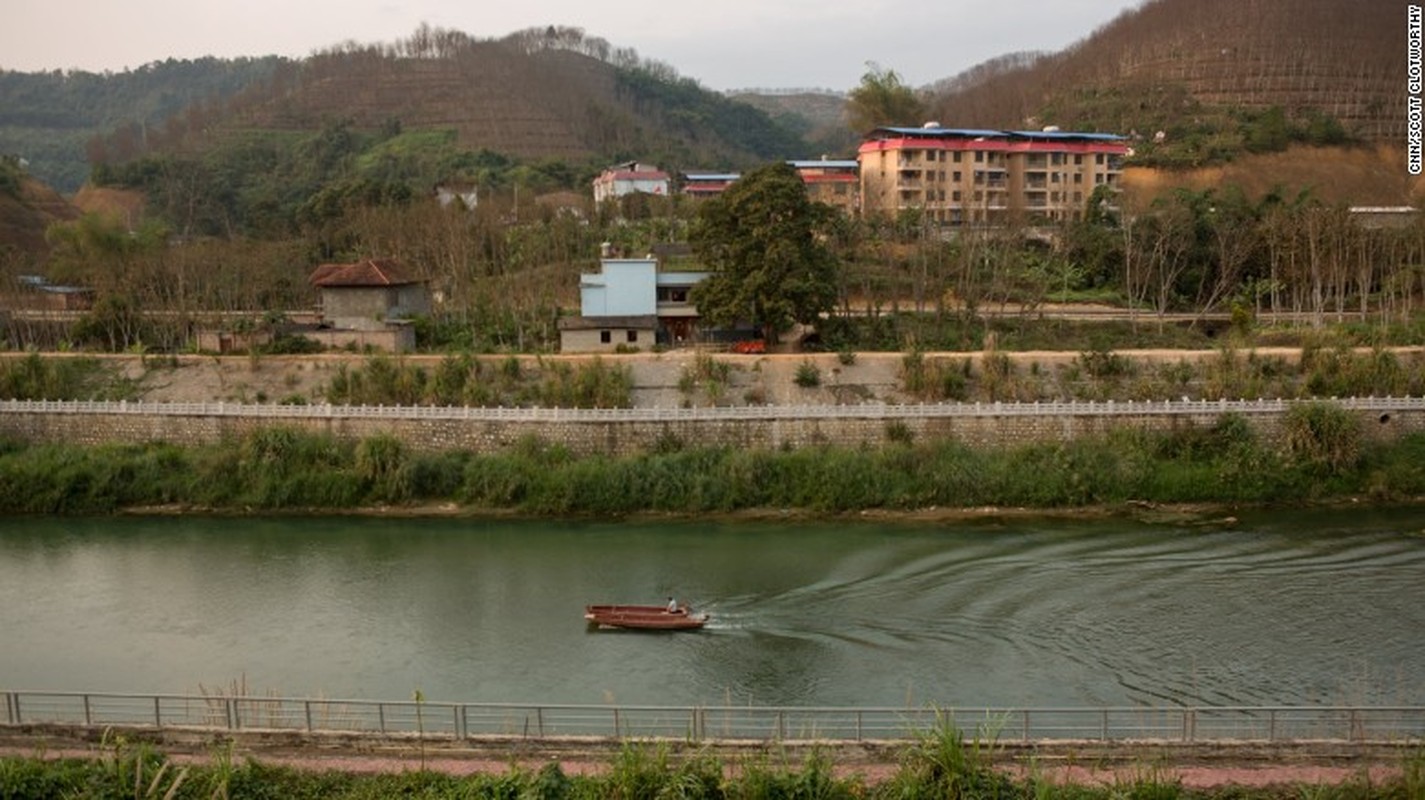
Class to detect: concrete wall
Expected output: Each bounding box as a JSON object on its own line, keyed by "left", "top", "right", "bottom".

{"left": 1, "top": 400, "right": 1420, "bottom": 457}
{"left": 579, "top": 259, "right": 657, "bottom": 316}
{"left": 305, "top": 326, "right": 414, "bottom": 353}
{"left": 321, "top": 285, "right": 429, "bottom": 330}
{"left": 560, "top": 326, "right": 655, "bottom": 354}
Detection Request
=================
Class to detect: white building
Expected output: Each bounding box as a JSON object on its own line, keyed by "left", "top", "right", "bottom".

{"left": 592, "top": 162, "right": 670, "bottom": 204}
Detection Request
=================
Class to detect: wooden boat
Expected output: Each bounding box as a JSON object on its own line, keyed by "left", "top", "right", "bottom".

{"left": 584, "top": 604, "right": 708, "bottom": 630}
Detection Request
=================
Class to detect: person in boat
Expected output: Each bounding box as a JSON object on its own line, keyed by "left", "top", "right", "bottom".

{"left": 666, "top": 596, "right": 682, "bottom": 614}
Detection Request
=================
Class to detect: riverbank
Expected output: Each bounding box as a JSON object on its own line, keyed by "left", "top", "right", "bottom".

{"left": 0, "top": 725, "right": 1416, "bottom": 795}
{"left": 3, "top": 417, "right": 1421, "bottom": 516}
{"left": 112, "top": 497, "right": 1258, "bottom": 526}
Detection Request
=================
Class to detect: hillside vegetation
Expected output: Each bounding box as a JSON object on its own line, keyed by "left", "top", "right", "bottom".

{"left": 0, "top": 158, "right": 80, "bottom": 266}
{"left": 0, "top": 57, "right": 283, "bottom": 194}
{"left": 926, "top": 0, "right": 1398, "bottom": 167}
{"left": 85, "top": 26, "right": 807, "bottom": 183}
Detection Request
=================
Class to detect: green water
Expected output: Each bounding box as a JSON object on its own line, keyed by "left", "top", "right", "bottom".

{"left": 1, "top": 508, "right": 1422, "bottom": 707}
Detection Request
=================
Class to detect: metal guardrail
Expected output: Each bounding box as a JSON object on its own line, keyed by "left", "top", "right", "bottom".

{"left": 1, "top": 396, "right": 1421, "bottom": 423}
{"left": 3, "top": 691, "right": 1422, "bottom": 743}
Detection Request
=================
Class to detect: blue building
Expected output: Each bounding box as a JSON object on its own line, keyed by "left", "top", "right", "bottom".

{"left": 559, "top": 257, "right": 710, "bottom": 352}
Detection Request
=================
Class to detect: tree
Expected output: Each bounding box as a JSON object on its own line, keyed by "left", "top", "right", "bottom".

{"left": 845, "top": 63, "right": 927, "bottom": 134}
{"left": 689, "top": 163, "right": 839, "bottom": 345}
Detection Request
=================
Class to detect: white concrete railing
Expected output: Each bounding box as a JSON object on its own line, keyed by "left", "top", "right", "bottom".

{"left": 1, "top": 396, "right": 1422, "bottom": 423}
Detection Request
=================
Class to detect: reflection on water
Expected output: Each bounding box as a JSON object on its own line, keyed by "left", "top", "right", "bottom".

{"left": 1, "top": 508, "right": 1422, "bottom": 707}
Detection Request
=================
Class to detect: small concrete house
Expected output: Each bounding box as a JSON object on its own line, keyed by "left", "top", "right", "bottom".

{"left": 308, "top": 259, "right": 430, "bottom": 352}
{"left": 558, "top": 257, "right": 709, "bottom": 352}
{"left": 592, "top": 162, "right": 670, "bottom": 204}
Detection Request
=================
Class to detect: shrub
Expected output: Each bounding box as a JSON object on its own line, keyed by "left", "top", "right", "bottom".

{"left": 1078, "top": 348, "right": 1132, "bottom": 379}
{"left": 885, "top": 420, "right": 914, "bottom": 445}
{"left": 794, "top": 360, "right": 822, "bottom": 388}
{"left": 1283, "top": 402, "right": 1361, "bottom": 474}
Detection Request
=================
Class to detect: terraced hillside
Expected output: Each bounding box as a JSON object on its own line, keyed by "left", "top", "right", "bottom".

{"left": 149, "top": 28, "right": 806, "bottom": 169}
{"left": 928, "top": 0, "right": 1400, "bottom": 145}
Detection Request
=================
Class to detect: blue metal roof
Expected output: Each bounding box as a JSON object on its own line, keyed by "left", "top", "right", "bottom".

{"left": 873, "top": 126, "right": 1124, "bottom": 141}
{"left": 787, "top": 160, "right": 859, "bottom": 168}
{"left": 1006, "top": 130, "right": 1127, "bottom": 141}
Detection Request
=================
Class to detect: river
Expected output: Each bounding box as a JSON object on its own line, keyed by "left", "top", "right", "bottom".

{"left": 1, "top": 507, "right": 1422, "bottom": 709}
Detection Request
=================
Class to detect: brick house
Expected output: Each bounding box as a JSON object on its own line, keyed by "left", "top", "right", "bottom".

{"left": 308, "top": 258, "right": 430, "bottom": 352}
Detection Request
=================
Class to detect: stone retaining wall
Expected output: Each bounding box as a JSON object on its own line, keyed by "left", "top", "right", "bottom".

{"left": 1, "top": 402, "right": 1421, "bottom": 455}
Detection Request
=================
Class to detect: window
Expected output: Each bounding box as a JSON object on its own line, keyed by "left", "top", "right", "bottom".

{"left": 600, "top": 330, "right": 611, "bottom": 343}
{"left": 952, "top": 152, "right": 962, "bottom": 163}
{"left": 1074, "top": 173, "right": 1083, "bottom": 184}
{"left": 952, "top": 171, "right": 961, "bottom": 182}
{"left": 627, "top": 331, "right": 638, "bottom": 343}
{"left": 952, "top": 190, "right": 962, "bottom": 202}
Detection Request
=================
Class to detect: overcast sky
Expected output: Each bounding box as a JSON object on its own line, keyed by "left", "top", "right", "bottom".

{"left": 5, "top": 0, "right": 1144, "bottom": 92}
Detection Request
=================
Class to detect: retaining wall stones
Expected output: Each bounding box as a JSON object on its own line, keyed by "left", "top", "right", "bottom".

{"left": 1, "top": 399, "right": 1422, "bottom": 456}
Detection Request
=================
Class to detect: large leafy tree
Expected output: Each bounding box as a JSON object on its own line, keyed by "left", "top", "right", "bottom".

{"left": 689, "top": 163, "right": 838, "bottom": 345}
{"left": 846, "top": 63, "right": 927, "bottom": 134}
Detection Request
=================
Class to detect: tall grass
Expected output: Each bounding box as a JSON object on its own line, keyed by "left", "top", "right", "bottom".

{"left": 3, "top": 416, "right": 1421, "bottom": 515}
{"left": 892, "top": 343, "right": 1425, "bottom": 404}
{"left": 325, "top": 354, "right": 633, "bottom": 408}
{"left": 1, "top": 740, "right": 1422, "bottom": 798}
{"left": 0, "top": 352, "right": 139, "bottom": 400}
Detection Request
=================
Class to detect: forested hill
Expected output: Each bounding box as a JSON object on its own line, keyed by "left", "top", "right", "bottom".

{"left": 1, "top": 28, "right": 807, "bottom": 196}
{"left": 925, "top": 0, "right": 1400, "bottom": 167}
{"left": 193, "top": 27, "right": 808, "bottom": 169}
{"left": 0, "top": 57, "right": 285, "bottom": 194}
{"left": 7, "top": 26, "right": 807, "bottom": 197}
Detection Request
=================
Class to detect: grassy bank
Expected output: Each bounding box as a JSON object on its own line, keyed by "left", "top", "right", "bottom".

{"left": 1, "top": 723, "right": 1420, "bottom": 799}
{"left": 1, "top": 405, "right": 1422, "bottom": 516}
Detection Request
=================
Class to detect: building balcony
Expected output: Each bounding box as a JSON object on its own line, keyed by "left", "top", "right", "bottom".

{"left": 656, "top": 301, "right": 700, "bottom": 318}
